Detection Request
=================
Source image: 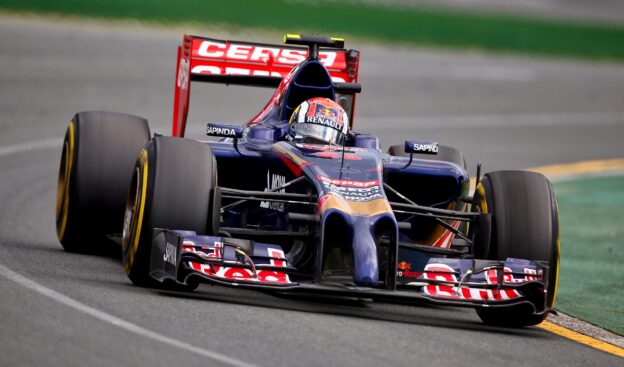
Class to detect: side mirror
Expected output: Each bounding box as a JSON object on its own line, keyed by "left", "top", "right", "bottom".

{"left": 206, "top": 123, "right": 245, "bottom": 155}
{"left": 404, "top": 140, "right": 438, "bottom": 155}
{"left": 206, "top": 123, "right": 244, "bottom": 139}
{"left": 401, "top": 140, "right": 439, "bottom": 169}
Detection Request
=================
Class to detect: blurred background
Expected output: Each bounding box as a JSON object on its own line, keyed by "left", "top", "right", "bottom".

{"left": 0, "top": 1, "right": 622, "bottom": 365}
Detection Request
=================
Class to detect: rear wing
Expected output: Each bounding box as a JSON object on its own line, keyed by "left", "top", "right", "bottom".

{"left": 172, "top": 35, "right": 361, "bottom": 137}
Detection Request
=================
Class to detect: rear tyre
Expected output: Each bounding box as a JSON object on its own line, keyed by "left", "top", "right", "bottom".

{"left": 121, "top": 136, "right": 217, "bottom": 287}
{"left": 472, "top": 171, "right": 560, "bottom": 327}
{"left": 387, "top": 144, "right": 466, "bottom": 169}
{"left": 56, "top": 111, "right": 150, "bottom": 253}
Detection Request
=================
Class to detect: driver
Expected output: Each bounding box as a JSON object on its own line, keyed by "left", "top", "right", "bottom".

{"left": 288, "top": 97, "right": 349, "bottom": 145}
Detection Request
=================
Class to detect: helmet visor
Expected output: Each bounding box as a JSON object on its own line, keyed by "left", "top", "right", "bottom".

{"left": 291, "top": 123, "right": 345, "bottom": 145}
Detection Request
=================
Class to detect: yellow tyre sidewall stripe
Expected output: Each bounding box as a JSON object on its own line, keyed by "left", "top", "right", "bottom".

{"left": 56, "top": 121, "right": 75, "bottom": 241}
{"left": 124, "top": 149, "right": 149, "bottom": 275}
{"left": 474, "top": 182, "right": 488, "bottom": 214}
{"left": 549, "top": 233, "right": 560, "bottom": 308}
{"left": 550, "top": 195, "right": 561, "bottom": 308}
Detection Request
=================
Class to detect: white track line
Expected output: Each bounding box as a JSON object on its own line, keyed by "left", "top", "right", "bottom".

{"left": 0, "top": 137, "right": 256, "bottom": 367}
{"left": 2, "top": 136, "right": 622, "bottom": 360}
{"left": 0, "top": 263, "right": 257, "bottom": 367}
{"left": 0, "top": 138, "right": 60, "bottom": 157}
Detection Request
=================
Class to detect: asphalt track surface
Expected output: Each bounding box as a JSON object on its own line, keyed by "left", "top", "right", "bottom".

{"left": 1, "top": 17, "right": 623, "bottom": 367}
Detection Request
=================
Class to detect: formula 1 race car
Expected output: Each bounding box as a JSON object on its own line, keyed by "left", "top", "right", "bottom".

{"left": 55, "top": 34, "right": 559, "bottom": 327}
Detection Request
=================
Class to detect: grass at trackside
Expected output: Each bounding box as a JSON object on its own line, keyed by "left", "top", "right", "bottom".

{"left": 2, "top": 0, "right": 624, "bottom": 61}
{"left": 554, "top": 174, "right": 624, "bottom": 336}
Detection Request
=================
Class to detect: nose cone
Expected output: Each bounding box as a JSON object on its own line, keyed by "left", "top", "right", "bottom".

{"left": 351, "top": 217, "right": 379, "bottom": 286}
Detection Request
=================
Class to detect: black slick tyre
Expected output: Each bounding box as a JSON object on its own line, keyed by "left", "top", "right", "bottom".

{"left": 472, "top": 170, "right": 560, "bottom": 327}
{"left": 387, "top": 144, "right": 466, "bottom": 169}
{"left": 121, "top": 136, "right": 216, "bottom": 287}
{"left": 56, "top": 111, "right": 150, "bottom": 253}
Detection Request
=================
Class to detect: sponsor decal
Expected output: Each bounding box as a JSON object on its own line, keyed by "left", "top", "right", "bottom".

{"left": 401, "top": 270, "right": 422, "bottom": 278}
{"left": 188, "top": 39, "right": 351, "bottom": 82}
{"left": 397, "top": 261, "right": 422, "bottom": 278}
{"left": 318, "top": 177, "right": 380, "bottom": 188}
{"left": 486, "top": 267, "right": 539, "bottom": 284}
{"left": 181, "top": 240, "right": 196, "bottom": 253}
{"left": 206, "top": 125, "right": 238, "bottom": 137}
{"left": 260, "top": 171, "right": 286, "bottom": 212}
{"left": 404, "top": 140, "right": 439, "bottom": 155}
{"left": 318, "top": 176, "right": 383, "bottom": 202}
{"left": 306, "top": 116, "right": 344, "bottom": 130}
{"left": 163, "top": 242, "right": 177, "bottom": 266}
{"left": 412, "top": 143, "right": 438, "bottom": 153}
{"left": 188, "top": 248, "right": 291, "bottom": 284}
{"left": 182, "top": 240, "right": 222, "bottom": 259}
{"left": 422, "top": 263, "right": 522, "bottom": 301}
{"left": 195, "top": 41, "right": 339, "bottom": 67}
{"left": 327, "top": 186, "right": 382, "bottom": 202}
{"left": 191, "top": 65, "right": 286, "bottom": 78}
{"left": 304, "top": 98, "right": 346, "bottom": 132}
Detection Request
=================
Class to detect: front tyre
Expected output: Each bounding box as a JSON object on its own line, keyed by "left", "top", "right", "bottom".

{"left": 122, "top": 137, "right": 217, "bottom": 286}
{"left": 472, "top": 170, "right": 560, "bottom": 327}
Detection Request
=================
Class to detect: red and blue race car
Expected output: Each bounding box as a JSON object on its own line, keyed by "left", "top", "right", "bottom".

{"left": 55, "top": 34, "right": 560, "bottom": 327}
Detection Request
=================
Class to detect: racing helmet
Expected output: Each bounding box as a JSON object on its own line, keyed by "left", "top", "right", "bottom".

{"left": 288, "top": 97, "right": 349, "bottom": 145}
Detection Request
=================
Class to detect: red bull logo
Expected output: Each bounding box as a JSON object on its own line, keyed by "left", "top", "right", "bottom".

{"left": 397, "top": 261, "right": 421, "bottom": 278}
{"left": 320, "top": 108, "right": 336, "bottom": 119}
{"left": 304, "top": 98, "right": 345, "bottom": 131}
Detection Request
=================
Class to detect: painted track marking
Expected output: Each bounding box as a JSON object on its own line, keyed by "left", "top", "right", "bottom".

{"left": 526, "top": 158, "right": 624, "bottom": 358}
{"left": 0, "top": 138, "right": 257, "bottom": 367}
{"left": 540, "top": 321, "right": 624, "bottom": 358}
{"left": 0, "top": 138, "right": 59, "bottom": 156}
{"left": 529, "top": 158, "right": 624, "bottom": 181}
{"left": 0, "top": 263, "right": 257, "bottom": 367}
{"left": 1, "top": 138, "right": 623, "bottom": 359}
{"left": 469, "top": 159, "right": 624, "bottom": 356}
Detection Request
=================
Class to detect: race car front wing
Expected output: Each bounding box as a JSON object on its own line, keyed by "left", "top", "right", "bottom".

{"left": 150, "top": 229, "right": 553, "bottom": 316}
